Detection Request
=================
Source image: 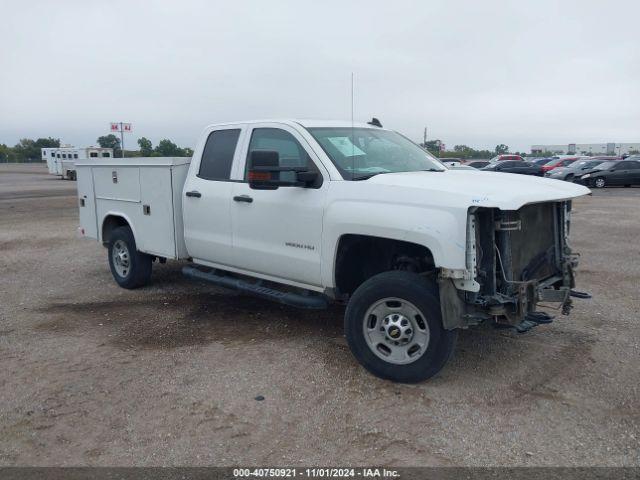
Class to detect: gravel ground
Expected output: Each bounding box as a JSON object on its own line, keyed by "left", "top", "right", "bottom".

{"left": 0, "top": 163, "right": 638, "bottom": 467}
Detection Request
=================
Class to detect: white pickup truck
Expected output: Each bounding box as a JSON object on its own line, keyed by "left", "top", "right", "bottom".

{"left": 76, "top": 119, "right": 590, "bottom": 382}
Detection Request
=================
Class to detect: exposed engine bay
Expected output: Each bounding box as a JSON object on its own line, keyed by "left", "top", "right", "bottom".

{"left": 439, "top": 201, "right": 579, "bottom": 329}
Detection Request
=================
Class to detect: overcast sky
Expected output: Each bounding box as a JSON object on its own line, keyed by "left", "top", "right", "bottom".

{"left": 1, "top": 0, "right": 639, "bottom": 152}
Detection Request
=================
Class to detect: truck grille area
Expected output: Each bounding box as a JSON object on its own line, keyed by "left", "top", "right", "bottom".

{"left": 504, "top": 203, "right": 560, "bottom": 282}
{"left": 474, "top": 202, "right": 565, "bottom": 298}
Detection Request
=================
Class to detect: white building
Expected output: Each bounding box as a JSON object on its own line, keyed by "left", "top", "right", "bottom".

{"left": 531, "top": 143, "right": 640, "bottom": 156}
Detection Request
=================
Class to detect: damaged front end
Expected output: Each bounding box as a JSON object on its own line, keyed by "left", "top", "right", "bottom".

{"left": 439, "top": 201, "right": 580, "bottom": 330}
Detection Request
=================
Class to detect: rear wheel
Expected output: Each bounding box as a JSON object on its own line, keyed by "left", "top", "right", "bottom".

{"left": 344, "top": 271, "right": 457, "bottom": 383}
{"left": 107, "top": 226, "right": 152, "bottom": 289}
{"left": 594, "top": 177, "right": 606, "bottom": 188}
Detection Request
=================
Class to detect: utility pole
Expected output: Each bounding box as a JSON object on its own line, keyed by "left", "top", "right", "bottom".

{"left": 119, "top": 122, "right": 125, "bottom": 158}
{"left": 423, "top": 127, "right": 427, "bottom": 147}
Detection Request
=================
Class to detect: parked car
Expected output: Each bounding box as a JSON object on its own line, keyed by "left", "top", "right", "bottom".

{"left": 545, "top": 159, "right": 613, "bottom": 182}
{"left": 75, "top": 119, "right": 589, "bottom": 383}
{"left": 577, "top": 159, "right": 640, "bottom": 188}
{"left": 541, "top": 156, "right": 584, "bottom": 173}
{"left": 489, "top": 154, "right": 524, "bottom": 163}
{"left": 465, "top": 160, "right": 490, "bottom": 169}
{"left": 481, "top": 160, "right": 543, "bottom": 176}
{"left": 531, "top": 157, "right": 555, "bottom": 166}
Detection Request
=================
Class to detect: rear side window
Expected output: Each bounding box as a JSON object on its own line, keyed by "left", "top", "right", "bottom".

{"left": 198, "top": 129, "right": 241, "bottom": 181}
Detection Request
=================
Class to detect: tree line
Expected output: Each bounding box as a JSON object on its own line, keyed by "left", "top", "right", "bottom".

{"left": 421, "top": 141, "right": 541, "bottom": 159}
{"left": 0, "top": 135, "right": 193, "bottom": 162}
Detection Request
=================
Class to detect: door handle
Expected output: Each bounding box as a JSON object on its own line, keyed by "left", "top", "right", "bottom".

{"left": 186, "top": 191, "right": 201, "bottom": 198}
{"left": 233, "top": 195, "right": 253, "bottom": 203}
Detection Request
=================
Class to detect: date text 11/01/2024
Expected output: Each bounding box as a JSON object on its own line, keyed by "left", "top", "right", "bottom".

{"left": 233, "top": 468, "right": 400, "bottom": 477}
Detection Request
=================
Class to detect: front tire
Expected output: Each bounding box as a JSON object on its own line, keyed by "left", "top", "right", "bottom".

{"left": 107, "top": 226, "right": 152, "bottom": 289}
{"left": 345, "top": 271, "right": 457, "bottom": 383}
{"left": 593, "top": 177, "right": 606, "bottom": 188}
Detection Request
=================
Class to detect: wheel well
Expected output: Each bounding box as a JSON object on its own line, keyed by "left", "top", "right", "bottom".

{"left": 334, "top": 235, "right": 436, "bottom": 297}
{"left": 102, "top": 215, "right": 129, "bottom": 245}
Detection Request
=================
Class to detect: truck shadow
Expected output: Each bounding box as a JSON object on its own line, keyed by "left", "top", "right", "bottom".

{"left": 35, "top": 262, "right": 596, "bottom": 388}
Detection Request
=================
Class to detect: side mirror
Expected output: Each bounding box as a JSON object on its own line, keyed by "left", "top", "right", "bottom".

{"left": 248, "top": 150, "right": 318, "bottom": 190}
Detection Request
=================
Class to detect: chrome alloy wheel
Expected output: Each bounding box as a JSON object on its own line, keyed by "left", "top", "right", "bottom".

{"left": 594, "top": 177, "right": 605, "bottom": 188}
{"left": 363, "top": 297, "right": 431, "bottom": 365}
{"left": 112, "top": 239, "right": 131, "bottom": 278}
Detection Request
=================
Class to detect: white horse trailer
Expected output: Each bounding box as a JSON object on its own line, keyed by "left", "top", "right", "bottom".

{"left": 53, "top": 147, "right": 114, "bottom": 180}
{"left": 41, "top": 148, "right": 59, "bottom": 174}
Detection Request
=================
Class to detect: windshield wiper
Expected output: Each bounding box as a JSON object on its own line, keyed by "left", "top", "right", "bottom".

{"left": 352, "top": 173, "right": 383, "bottom": 181}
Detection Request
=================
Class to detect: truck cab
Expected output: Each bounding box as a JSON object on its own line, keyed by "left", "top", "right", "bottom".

{"left": 77, "top": 120, "right": 591, "bottom": 383}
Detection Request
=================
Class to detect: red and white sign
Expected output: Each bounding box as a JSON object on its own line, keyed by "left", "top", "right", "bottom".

{"left": 110, "top": 122, "right": 133, "bottom": 132}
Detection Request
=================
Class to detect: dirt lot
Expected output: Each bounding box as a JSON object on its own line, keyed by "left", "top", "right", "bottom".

{"left": 0, "top": 163, "right": 638, "bottom": 467}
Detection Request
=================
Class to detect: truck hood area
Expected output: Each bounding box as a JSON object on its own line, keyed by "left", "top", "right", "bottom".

{"left": 367, "top": 170, "right": 591, "bottom": 210}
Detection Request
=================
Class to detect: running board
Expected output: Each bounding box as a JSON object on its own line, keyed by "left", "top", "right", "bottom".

{"left": 182, "top": 266, "right": 329, "bottom": 310}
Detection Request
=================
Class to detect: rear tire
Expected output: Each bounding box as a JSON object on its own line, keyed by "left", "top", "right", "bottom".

{"left": 344, "top": 271, "right": 457, "bottom": 383}
{"left": 107, "top": 226, "right": 152, "bottom": 289}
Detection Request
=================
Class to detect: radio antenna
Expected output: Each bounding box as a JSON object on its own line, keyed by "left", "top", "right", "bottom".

{"left": 351, "top": 72, "right": 355, "bottom": 175}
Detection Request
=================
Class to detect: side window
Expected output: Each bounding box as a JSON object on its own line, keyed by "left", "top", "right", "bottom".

{"left": 74, "top": 154, "right": 78, "bottom": 159}
{"left": 101, "top": 152, "right": 109, "bottom": 157}
{"left": 245, "top": 128, "right": 313, "bottom": 180}
{"left": 628, "top": 162, "right": 640, "bottom": 170}
{"left": 90, "top": 152, "right": 98, "bottom": 158}
{"left": 616, "top": 162, "right": 630, "bottom": 169}
{"left": 198, "top": 129, "right": 241, "bottom": 181}
{"left": 62, "top": 154, "right": 67, "bottom": 159}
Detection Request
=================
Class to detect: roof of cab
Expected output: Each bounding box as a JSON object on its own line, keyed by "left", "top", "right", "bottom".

{"left": 203, "top": 119, "right": 385, "bottom": 130}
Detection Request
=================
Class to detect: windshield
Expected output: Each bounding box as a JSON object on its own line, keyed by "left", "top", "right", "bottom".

{"left": 306, "top": 127, "right": 445, "bottom": 180}
{"left": 569, "top": 160, "right": 602, "bottom": 170}
{"left": 594, "top": 161, "right": 615, "bottom": 170}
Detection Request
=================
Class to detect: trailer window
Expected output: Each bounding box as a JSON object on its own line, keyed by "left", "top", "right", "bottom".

{"left": 102, "top": 152, "right": 110, "bottom": 157}
{"left": 74, "top": 154, "right": 78, "bottom": 159}
{"left": 198, "top": 129, "right": 241, "bottom": 181}
{"left": 90, "top": 152, "right": 98, "bottom": 158}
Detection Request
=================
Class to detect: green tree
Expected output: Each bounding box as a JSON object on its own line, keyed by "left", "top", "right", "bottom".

{"left": 182, "top": 147, "right": 194, "bottom": 157}
{"left": 0, "top": 143, "right": 13, "bottom": 162}
{"left": 495, "top": 144, "right": 509, "bottom": 154}
{"left": 13, "top": 139, "right": 38, "bottom": 161}
{"left": 137, "top": 137, "right": 153, "bottom": 156}
{"left": 97, "top": 134, "right": 122, "bottom": 157}
{"left": 154, "top": 139, "right": 182, "bottom": 156}
{"left": 34, "top": 137, "right": 60, "bottom": 149}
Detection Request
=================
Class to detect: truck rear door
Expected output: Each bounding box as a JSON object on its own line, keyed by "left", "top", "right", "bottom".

{"left": 182, "top": 126, "right": 245, "bottom": 267}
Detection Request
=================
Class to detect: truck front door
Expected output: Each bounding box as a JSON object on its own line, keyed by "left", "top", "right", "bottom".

{"left": 230, "top": 124, "right": 328, "bottom": 288}
{"left": 183, "top": 127, "right": 245, "bottom": 267}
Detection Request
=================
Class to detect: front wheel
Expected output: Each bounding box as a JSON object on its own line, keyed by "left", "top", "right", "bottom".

{"left": 344, "top": 271, "right": 457, "bottom": 383}
{"left": 107, "top": 226, "right": 152, "bottom": 289}
{"left": 593, "top": 177, "right": 606, "bottom": 188}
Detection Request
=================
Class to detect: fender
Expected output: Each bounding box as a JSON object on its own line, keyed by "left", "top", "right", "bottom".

{"left": 321, "top": 196, "right": 469, "bottom": 288}
{"left": 100, "top": 211, "right": 139, "bottom": 246}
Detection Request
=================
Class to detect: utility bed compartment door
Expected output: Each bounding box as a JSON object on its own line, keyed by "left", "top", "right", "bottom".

{"left": 93, "top": 167, "right": 141, "bottom": 202}
{"left": 76, "top": 166, "right": 98, "bottom": 239}
{"left": 136, "top": 168, "right": 178, "bottom": 257}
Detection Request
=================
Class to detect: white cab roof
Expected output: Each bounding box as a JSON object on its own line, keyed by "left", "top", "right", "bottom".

{"left": 203, "top": 119, "right": 385, "bottom": 130}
